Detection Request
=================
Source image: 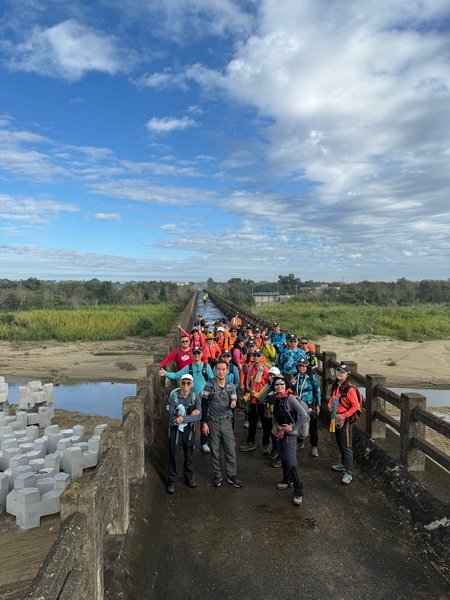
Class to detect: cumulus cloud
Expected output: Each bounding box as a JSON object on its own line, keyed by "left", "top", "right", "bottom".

{"left": 5, "top": 19, "right": 130, "bottom": 80}
{"left": 146, "top": 116, "right": 197, "bottom": 133}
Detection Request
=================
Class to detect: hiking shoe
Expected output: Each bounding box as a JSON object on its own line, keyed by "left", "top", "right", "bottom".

{"left": 310, "top": 446, "right": 319, "bottom": 458}
{"left": 227, "top": 475, "right": 243, "bottom": 488}
{"left": 272, "top": 458, "right": 282, "bottom": 468}
{"left": 212, "top": 474, "right": 223, "bottom": 487}
{"left": 240, "top": 441, "right": 257, "bottom": 452}
{"left": 276, "top": 481, "right": 293, "bottom": 490}
{"left": 201, "top": 443, "right": 211, "bottom": 454}
{"left": 261, "top": 444, "right": 270, "bottom": 455}
{"left": 166, "top": 484, "right": 175, "bottom": 494}
{"left": 243, "top": 420, "right": 249, "bottom": 429}
{"left": 331, "top": 463, "right": 346, "bottom": 472}
{"left": 341, "top": 473, "right": 353, "bottom": 485}
{"left": 293, "top": 495, "right": 303, "bottom": 506}
{"left": 269, "top": 449, "right": 279, "bottom": 460}
{"left": 185, "top": 480, "right": 197, "bottom": 488}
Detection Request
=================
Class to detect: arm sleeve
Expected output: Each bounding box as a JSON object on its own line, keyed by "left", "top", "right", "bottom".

{"left": 201, "top": 383, "right": 211, "bottom": 423}
{"left": 257, "top": 384, "right": 270, "bottom": 403}
{"left": 160, "top": 349, "right": 176, "bottom": 367}
{"left": 165, "top": 366, "right": 189, "bottom": 380}
{"left": 184, "top": 394, "right": 202, "bottom": 423}
{"left": 288, "top": 395, "right": 310, "bottom": 433}
{"left": 312, "top": 375, "right": 321, "bottom": 407}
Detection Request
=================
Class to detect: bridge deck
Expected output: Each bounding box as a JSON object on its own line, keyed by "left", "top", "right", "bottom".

{"left": 145, "top": 417, "right": 448, "bottom": 600}
{"left": 142, "top": 297, "right": 448, "bottom": 600}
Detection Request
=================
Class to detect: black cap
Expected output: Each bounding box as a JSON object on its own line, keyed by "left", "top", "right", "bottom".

{"left": 336, "top": 364, "right": 351, "bottom": 374}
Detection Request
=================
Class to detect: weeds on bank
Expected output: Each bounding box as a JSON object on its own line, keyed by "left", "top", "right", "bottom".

{"left": 0, "top": 304, "right": 181, "bottom": 342}
{"left": 253, "top": 302, "right": 450, "bottom": 341}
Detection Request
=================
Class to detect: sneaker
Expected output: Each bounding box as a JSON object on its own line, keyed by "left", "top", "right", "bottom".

{"left": 185, "top": 480, "right": 197, "bottom": 488}
{"left": 261, "top": 445, "right": 270, "bottom": 455}
{"left": 310, "top": 446, "right": 319, "bottom": 458}
{"left": 341, "top": 473, "right": 353, "bottom": 485}
{"left": 276, "top": 481, "right": 293, "bottom": 490}
{"left": 293, "top": 495, "right": 303, "bottom": 506}
{"left": 243, "top": 420, "right": 249, "bottom": 429}
{"left": 212, "top": 474, "right": 223, "bottom": 487}
{"left": 240, "top": 441, "right": 257, "bottom": 452}
{"left": 269, "top": 449, "right": 279, "bottom": 461}
{"left": 201, "top": 443, "right": 211, "bottom": 454}
{"left": 297, "top": 438, "right": 305, "bottom": 448}
{"left": 331, "top": 463, "right": 346, "bottom": 472}
{"left": 227, "top": 475, "right": 243, "bottom": 488}
{"left": 166, "top": 484, "right": 175, "bottom": 494}
{"left": 257, "top": 421, "right": 262, "bottom": 429}
{"left": 272, "top": 458, "right": 282, "bottom": 468}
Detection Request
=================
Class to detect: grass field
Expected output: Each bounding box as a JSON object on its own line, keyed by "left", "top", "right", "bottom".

{"left": 253, "top": 302, "right": 450, "bottom": 341}
{"left": 0, "top": 304, "right": 181, "bottom": 342}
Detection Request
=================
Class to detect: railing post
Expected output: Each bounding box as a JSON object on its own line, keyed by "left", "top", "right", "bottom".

{"left": 320, "top": 351, "right": 336, "bottom": 406}
{"left": 400, "top": 392, "right": 427, "bottom": 471}
{"left": 365, "top": 374, "right": 387, "bottom": 439}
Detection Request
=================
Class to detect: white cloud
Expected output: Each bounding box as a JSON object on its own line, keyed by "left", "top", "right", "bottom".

{"left": 0, "top": 194, "right": 79, "bottom": 229}
{"left": 111, "top": 0, "right": 254, "bottom": 39}
{"left": 146, "top": 116, "right": 197, "bottom": 133}
{"left": 6, "top": 19, "right": 130, "bottom": 80}
{"left": 94, "top": 213, "right": 121, "bottom": 221}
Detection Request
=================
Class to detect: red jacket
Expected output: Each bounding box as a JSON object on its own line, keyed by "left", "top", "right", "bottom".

{"left": 328, "top": 384, "right": 359, "bottom": 419}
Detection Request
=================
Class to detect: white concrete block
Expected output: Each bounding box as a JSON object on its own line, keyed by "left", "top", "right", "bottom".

{"left": 54, "top": 472, "right": 70, "bottom": 490}
{"left": 0, "top": 472, "right": 9, "bottom": 513}
{"left": 28, "top": 381, "right": 42, "bottom": 391}
{"left": 14, "top": 473, "right": 37, "bottom": 490}
{"left": 60, "top": 446, "right": 83, "bottom": 478}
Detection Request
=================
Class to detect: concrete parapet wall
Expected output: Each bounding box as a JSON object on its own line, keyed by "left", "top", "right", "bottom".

{"left": 24, "top": 512, "right": 87, "bottom": 600}
{"left": 21, "top": 294, "right": 195, "bottom": 600}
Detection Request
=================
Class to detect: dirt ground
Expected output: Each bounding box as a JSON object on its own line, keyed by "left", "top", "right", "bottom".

{"left": 0, "top": 334, "right": 448, "bottom": 388}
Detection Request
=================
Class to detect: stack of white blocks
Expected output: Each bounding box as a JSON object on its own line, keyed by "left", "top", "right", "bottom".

{"left": 0, "top": 379, "right": 107, "bottom": 529}
{"left": 18, "top": 380, "right": 55, "bottom": 428}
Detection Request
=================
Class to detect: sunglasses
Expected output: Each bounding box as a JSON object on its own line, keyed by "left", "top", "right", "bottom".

{"left": 193, "top": 351, "right": 202, "bottom": 355}
{"left": 181, "top": 381, "right": 192, "bottom": 385}
{"left": 300, "top": 341, "right": 308, "bottom": 344}
{"left": 181, "top": 340, "right": 190, "bottom": 344}
{"left": 274, "top": 382, "right": 285, "bottom": 386}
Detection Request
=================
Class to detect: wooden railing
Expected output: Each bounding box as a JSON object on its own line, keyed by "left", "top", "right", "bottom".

{"left": 207, "top": 290, "right": 450, "bottom": 474}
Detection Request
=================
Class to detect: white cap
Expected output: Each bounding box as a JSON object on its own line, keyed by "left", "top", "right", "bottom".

{"left": 268, "top": 366, "right": 281, "bottom": 376}
{"left": 217, "top": 327, "right": 225, "bottom": 332}
{"left": 180, "top": 374, "right": 194, "bottom": 382}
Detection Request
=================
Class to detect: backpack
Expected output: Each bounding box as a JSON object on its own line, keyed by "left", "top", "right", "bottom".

{"left": 188, "top": 363, "right": 210, "bottom": 382}
{"left": 333, "top": 383, "right": 364, "bottom": 421}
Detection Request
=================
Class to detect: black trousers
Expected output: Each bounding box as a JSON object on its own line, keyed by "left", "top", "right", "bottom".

{"left": 167, "top": 425, "right": 194, "bottom": 485}
{"left": 247, "top": 403, "right": 271, "bottom": 446}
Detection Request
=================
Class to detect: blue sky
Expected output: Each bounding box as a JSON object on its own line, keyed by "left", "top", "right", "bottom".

{"left": 0, "top": 0, "right": 449, "bottom": 282}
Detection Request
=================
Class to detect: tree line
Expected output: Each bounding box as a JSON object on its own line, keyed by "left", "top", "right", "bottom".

{"left": 0, "top": 278, "right": 195, "bottom": 310}
{"left": 206, "top": 276, "right": 450, "bottom": 306}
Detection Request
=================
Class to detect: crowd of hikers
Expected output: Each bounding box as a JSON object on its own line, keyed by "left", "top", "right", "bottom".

{"left": 159, "top": 311, "right": 361, "bottom": 506}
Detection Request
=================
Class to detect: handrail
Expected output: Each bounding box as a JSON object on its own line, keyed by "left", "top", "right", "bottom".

{"left": 207, "top": 289, "right": 449, "bottom": 474}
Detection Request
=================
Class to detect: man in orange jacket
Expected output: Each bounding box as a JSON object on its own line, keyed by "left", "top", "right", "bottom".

{"left": 240, "top": 350, "right": 270, "bottom": 453}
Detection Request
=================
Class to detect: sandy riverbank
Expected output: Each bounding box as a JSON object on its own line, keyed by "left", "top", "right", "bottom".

{"left": 0, "top": 335, "right": 448, "bottom": 388}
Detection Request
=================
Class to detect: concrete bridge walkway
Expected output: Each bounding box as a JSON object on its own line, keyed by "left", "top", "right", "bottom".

{"left": 134, "top": 295, "right": 449, "bottom": 600}
{"left": 142, "top": 413, "right": 448, "bottom": 600}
